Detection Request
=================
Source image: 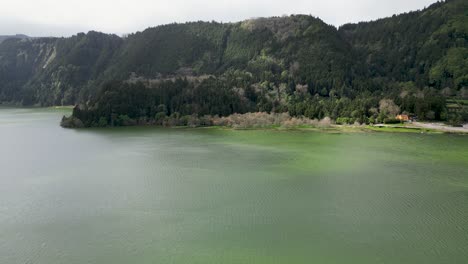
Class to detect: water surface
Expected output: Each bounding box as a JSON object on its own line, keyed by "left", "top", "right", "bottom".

{"left": 1, "top": 108, "right": 467, "bottom": 263}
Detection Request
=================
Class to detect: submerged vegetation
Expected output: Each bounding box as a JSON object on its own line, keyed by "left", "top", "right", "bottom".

{"left": 2, "top": 0, "right": 468, "bottom": 127}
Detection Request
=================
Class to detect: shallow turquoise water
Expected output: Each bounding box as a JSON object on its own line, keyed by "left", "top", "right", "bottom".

{"left": 0, "top": 108, "right": 467, "bottom": 263}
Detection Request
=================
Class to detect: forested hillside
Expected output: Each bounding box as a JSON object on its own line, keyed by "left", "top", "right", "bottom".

{"left": 1, "top": 0, "right": 466, "bottom": 127}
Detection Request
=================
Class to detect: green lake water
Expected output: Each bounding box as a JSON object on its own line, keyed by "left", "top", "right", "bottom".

{"left": 1, "top": 107, "right": 467, "bottom": 263}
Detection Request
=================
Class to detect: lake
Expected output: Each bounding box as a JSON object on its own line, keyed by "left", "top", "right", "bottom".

{"left": 1, "top": 107, "right": 467, "bottom": 264}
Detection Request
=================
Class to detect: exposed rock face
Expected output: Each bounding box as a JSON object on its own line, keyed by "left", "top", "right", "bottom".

{"left": 60, "top": 115, "right": 84, "bottom": 128}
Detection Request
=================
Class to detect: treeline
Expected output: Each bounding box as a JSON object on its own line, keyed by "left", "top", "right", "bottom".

{"left": 64, "top": 76, "right": 451, "bottom": 128}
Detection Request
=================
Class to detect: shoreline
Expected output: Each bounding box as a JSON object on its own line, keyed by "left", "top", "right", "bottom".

{"left": 227, "top": 125, "right": 468, "bottom": 134}
{"left": 1, "top": 107, "right": 464, "bottom": 134}
{"left": 411, "top": 122, "right": 468, "bottom": 133}
{"left": 0, "top": 105, "right": 75, "bottom": 110}
{"left": 68, "top": 123, "right": 468, "bottom": 135}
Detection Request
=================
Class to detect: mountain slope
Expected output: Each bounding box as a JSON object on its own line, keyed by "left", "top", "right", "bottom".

{"left": 0, "top": 34, "right": 29, "bottom": 44}
{"left": 339, "top": 0, "right": 467, "bottom": 89}
{"left": 0, "top": 0, "right": 466, "bottom": 126}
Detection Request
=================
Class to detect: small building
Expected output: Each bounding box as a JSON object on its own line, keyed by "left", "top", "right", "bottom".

{"left": 396, "top": 114, "right": 410, "bottom": 122}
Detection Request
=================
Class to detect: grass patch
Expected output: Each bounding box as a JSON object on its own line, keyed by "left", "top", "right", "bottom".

{"left": 365, "top": 125, "right": 442, "bottom": 134}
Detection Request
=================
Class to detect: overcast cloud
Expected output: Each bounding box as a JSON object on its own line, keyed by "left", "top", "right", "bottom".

{"left": 0, "top": 0, "right": 439, "bottom": 37}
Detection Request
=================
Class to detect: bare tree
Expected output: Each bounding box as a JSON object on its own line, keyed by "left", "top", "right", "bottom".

{"left": 379, "top": 99, "right": 400, "bottom": 117}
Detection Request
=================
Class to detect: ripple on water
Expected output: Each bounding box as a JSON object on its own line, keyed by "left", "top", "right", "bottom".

{"left": 0, "top": 109, "right": 468, "bottom": 264}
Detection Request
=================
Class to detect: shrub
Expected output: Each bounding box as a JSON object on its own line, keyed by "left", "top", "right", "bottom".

{"left": 384, "top": 118, "right": 401, "bottom": 124}
{"left": 336, "top": 117, "right": 350, "bottom": 125}
{"left": 98, "top": 117, "right": 108, "bottom": 127}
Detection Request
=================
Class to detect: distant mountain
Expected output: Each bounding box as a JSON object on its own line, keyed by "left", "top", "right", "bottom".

{"left": 0, "top": 0, "right": 466, "bottom": 125}
{"left": 0, "top": 34, "right": 29, "bottom": 44}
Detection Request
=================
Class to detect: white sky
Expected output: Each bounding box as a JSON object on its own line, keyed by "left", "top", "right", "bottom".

{"left": 0, "top": 0, "right": 439, "bottom": 37}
